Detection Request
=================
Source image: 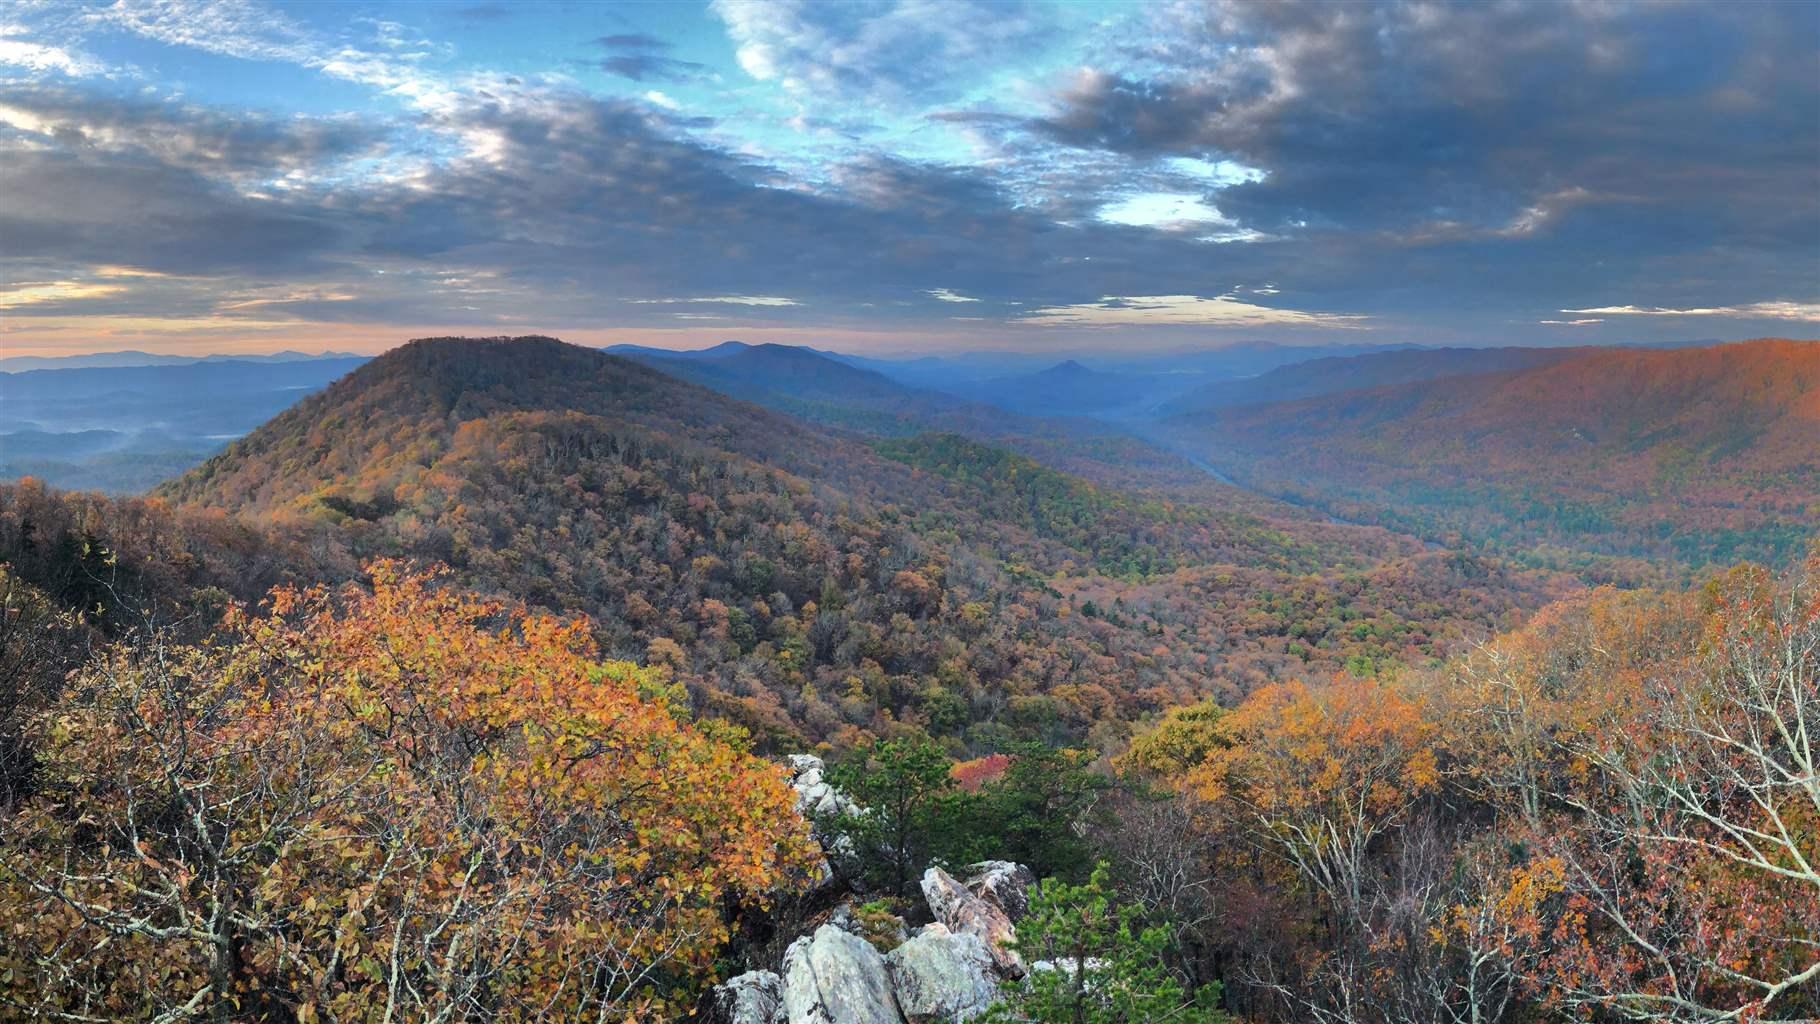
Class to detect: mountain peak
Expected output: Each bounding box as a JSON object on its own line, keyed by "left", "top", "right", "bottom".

{"left": 698, "top": 340, "right": 752, "bottom": 357}
{"left": 153, "top": 335, "right": 814, "bottom": 513}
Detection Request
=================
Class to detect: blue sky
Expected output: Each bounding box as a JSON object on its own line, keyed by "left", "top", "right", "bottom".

{"left": 1, "top": 0, "right": 1816, "bottom": 357}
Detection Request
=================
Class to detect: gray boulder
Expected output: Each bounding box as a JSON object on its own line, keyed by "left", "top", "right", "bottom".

{"left": 785, "top": 754, "right": 864, "bottom": 888}
{"left": 781, "top": 924, "right": 905, "bottom": 1024}
{"left": 921, "top": 867, "right": 1026, "bottom": 979}
{"left": 787, "top": 755, "right": 861, "bottom": 819}
{"left": 963, "top": 861, "right": 1036, "bottom": 923}
{"left": 705, "top": 970, "right": 784, "bottom": 1024}
{"left": 886, "top": 923, "right": 1000, "bottom": 1023}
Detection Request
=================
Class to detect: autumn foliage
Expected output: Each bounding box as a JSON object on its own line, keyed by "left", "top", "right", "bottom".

{"left": 1107, "top": 553, "right": 1820, "bottom": 1022}
{"left": 1171, "top": 338, "right": 1820, "bottom": 574}
{"left": 122, "top": 337, "right": 1562, "bottom": 753}
{"left": 0, "top": 562, "right": 814, "bottom": 1021}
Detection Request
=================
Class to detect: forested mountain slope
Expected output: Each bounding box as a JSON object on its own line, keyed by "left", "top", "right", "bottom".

{"left": 1160, "top": 345, "right": 1586, "bottom": 415}
{"left": 617, "top": 340, "right": 1250, "bottom": 497}
{"left": 619, "top": 341, "right": 1041, "bottom": 438}
{"left": 949, "top": 359, "right": 1167, "bottom": 416}
{"left": 150, "top": 336, "right": 1562, "bottom": 751}
{"left": 1164, "top": 338, "right": 1820, "bottom": 573}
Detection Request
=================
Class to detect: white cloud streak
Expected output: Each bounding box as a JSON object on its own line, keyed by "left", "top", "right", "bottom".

{"left": 1562, "top": 301, "right": 1820, "bottom": 322}
{"left": 0, "top": 22, "right": 107, "bottom": 75}
{"left": 626, "top": 296, "right": 802, "bottom": 307}
{"left": 1018, "top": 294, "right": 1367, "bottom": 328}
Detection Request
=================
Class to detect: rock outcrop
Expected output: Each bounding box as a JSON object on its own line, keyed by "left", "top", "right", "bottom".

{"left": 886, "top": 923, "right": 1000, "bottom": 1023}
{"left": 780, "top": 924, "right": 904, "bottom": 1024}
{"left": 788, "top": 755, "right": 864, "bottom": 890}
{"left": 921, "top": 866, "right": 1028, "bottom": 979}
{"left": 704, "top": 970, "right": 784, "bottom": 1024}
{"left": 714, "top": 767, "right": 1038, "bottom": 1024}
{"left": 963, "top": 861, "right": 1036, "bottom": 923}
{"left": 788, "top": 754, "right": 861, "bottom": 820}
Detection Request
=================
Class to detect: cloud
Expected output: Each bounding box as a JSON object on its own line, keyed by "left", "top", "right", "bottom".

{"left": 0, "top": 25, "right": 107, "bottom": 76}
{"left": 595, "top": 34, "right": 671, "bottom": 51}
{"left": 1538, "top": 319, "right": 1603, "bottom": 326}
{"left": 0, "top": 279, "right": 127, "bottom": 309}
{"left": 709, "top": 0, "right": 1050, "bottom": 108}
{"left": 596, "top": 54, "right": 707, "bottom": 83}
{"left": 88, "top": 0, "right": 321, "bottom": 66}
{"left": 1495, "top": 187, "right": 1598, "bottom": 238}
{"left": 575, "top": 32, "right": 697, "bottom": 85}
{"left": 0, "top": 84, "right": 388, "bottom": 178}
{"left": 215, "top": 286, "right": 357, "bottom": 311}
{"left": 87, "top": 0, "right": 445, "bottom": 99}
{"left": 1096, "top": 192, "right": 1267, "bottom": 240}
{"left": 628, "top": 296, "right": 803, "bottom": 307}
{"left": 1035, "top": 1, "right": 1819, "bottom": 251}
{"left": 453, "top": 5, "right": 513, "bottom": 20}
{"left": 1018, "top": 294, "right": 1367, "bottom": 329}
{"left": 1563, "top": 302, "right": 1820, "bottom": 322}
{"left": 0, "top": 148, "right": 347, "bottom": 276}
{"left": 5, "top": 0, "right": 1815, "bottom": 351}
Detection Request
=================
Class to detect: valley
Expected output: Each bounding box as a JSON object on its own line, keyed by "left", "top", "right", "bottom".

{"left": 4, "top": 1, "right": 1814, "bottom": 1016}
{"left": 4, "top": 333, "right": 1816, "bottom": 1022}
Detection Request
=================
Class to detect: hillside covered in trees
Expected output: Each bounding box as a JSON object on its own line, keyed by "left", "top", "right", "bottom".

{"left": 136, "top": 336, "right": 1561, "bottom": 752}
{"left": 2, "top": 334, "right": 1815, "bottom": 1023}
{"left": 1163, "top": 339, "right": 1820, "bottom": 575}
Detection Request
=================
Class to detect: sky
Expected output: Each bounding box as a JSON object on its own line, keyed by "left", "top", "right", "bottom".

{"left": 1, "top": 0, "right": 1816, "bottom": 358}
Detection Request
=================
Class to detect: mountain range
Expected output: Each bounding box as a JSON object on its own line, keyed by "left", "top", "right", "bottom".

{"left": 0, "top": 348, "right": 363, "bottom": 372}
{"left": 0, "top": 355, "right": 369, "bottom": 492}
{"left": 132, "top": 336, "right": 1562, "bottom": 747}
{"left": 1162, "top": 338, "right": 1820, "bottom": 573}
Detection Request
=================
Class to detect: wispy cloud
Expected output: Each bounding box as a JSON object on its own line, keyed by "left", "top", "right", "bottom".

{"left": 86, "top": 0, "right": 443, "bottom": 100}
{"left": 709, "top": 0, "right": 1050, "bottom": 108}
{"left": 1562, "top": 302, "right": 1820, "bottom": 322}
{"left": 1018, "top": 295, "right": 1368, "bottom": 329}
{"left": 0, "top": 279, "right": 128, "bottom": 309}
{"left": 926, "top": 288, "right": 980, "bottom": 303}
{"left": 0, "top": 23, "right": 107, "bottom": 75}
{"left": 627, "top": 296, "right": 802, "bottom": 307}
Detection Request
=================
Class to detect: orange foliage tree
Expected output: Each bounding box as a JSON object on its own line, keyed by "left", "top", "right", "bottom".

{"left": 1193, "top": 676, "right": 1440, "bottom": 923}
{"left": 0, "top": 562, "right": 815, "bottom": 1022}
{"left": 1502, "top": 558, "right": 1820, "bottom": 1022}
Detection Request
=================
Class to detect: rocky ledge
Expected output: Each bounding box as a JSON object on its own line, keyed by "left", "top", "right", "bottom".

{"left": 706, "top": 860, "right": 1036, "bottom": 1024}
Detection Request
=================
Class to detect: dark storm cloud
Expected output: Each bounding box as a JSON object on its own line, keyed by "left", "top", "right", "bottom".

{"left": 1039, "top": 1, "right": 1820, "bottom": 250}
